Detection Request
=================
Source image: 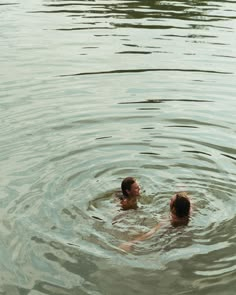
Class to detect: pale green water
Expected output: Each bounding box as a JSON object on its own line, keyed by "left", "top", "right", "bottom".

{"left": 1, "top": 1, "right": 236, "bottom": 294}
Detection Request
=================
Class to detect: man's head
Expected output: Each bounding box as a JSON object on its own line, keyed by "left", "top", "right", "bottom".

{"left": 170, "top": 192, "right": 190, "bottom": 218}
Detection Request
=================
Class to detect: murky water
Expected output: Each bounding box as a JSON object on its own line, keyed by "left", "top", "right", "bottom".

{"left": 1, "top": 0, "right": 236, "bottom": 294}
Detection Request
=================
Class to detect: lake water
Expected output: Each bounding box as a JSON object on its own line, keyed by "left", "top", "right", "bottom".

{"left": 1, "top": 0, "right": 236, "bottom": 294}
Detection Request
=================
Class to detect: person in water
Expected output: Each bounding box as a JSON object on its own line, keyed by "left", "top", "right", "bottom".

{"left": 119, "top": 177, "right": 141, "bottom": 210}
{"left": 169, "top": 191, "right": 191, "bottom": 227}
{"left": 119, "top": 192, "right": 191, "bottom": 251}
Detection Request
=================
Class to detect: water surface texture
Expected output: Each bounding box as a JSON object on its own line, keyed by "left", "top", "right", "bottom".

{"left": 1, "top": 0, "right": 236, "bottom": 294}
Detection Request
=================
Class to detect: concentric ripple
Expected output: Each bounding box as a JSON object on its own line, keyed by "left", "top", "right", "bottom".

{"left": 1, "top": 0, "right": 236, "bottom": 294}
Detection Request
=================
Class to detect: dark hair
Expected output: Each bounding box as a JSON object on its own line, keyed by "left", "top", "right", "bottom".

{"left": 121, "top": 177, "right": 136, "bottom": 198}
{"left": 171, "top": 192, "right": 190, "bottom": 218}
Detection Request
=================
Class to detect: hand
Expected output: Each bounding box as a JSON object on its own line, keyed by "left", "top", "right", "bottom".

{"left": 119, "top": 241, "right": 134, "bottom": 252}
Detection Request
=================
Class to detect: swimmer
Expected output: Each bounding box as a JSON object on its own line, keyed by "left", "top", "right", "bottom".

{"left": 119, "top": 177, "right": 141, "bottom": 210}
{"left": 169, "top": 191, "right": 191, "bottom": 227}
{"left": 119, "top": 192, "right": 191, "bottom": 251}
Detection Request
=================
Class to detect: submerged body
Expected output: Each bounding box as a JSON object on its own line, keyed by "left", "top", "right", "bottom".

{"left": 119, "top": 192, "right": 191, "bottom": 252}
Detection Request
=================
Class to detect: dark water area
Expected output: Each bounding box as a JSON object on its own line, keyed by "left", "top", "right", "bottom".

{"left": 1, "top": 1, "right": 236, "bottom": 294}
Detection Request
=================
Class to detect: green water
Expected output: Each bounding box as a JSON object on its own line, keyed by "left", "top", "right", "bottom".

{"left": 1, "top": 1, "right": 236, "bottom": 294}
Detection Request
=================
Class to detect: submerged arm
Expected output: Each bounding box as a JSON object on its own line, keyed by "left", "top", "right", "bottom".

{"left": 119, "top": 223, "right": 161, "bottom": 252}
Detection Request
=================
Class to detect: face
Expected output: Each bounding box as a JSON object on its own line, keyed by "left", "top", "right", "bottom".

{"left": 127, "top": 181, "right": 140, "bottom": 198}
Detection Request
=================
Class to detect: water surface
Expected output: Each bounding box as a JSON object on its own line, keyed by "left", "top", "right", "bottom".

{"left": 1, "top": 1, "right": 236, "bottom": 294}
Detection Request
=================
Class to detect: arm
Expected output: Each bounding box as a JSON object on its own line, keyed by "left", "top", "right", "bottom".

{"left": 119, "top": 223, "right": 161, "bottom": 252}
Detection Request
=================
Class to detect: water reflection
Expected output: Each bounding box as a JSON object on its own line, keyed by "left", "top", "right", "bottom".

{"left": 38, "top": 0, "right": 234, "bottom": 30}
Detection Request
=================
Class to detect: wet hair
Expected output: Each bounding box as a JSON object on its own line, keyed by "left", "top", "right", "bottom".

{"left": 121, "top": 177, "right": 136, "bottom": 198}
{"left": 171, "top": 192, "right": 190, "bottom": 218}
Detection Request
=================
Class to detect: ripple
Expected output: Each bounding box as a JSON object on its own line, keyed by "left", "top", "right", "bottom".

{"left": 58, "top": 68, "right": 233, "bottom": 77}
{"left": 1, "top": 0, "right": 236, "bottom": 293}
{"left": 0, "top": 3, "right": 19, "bottom": 6}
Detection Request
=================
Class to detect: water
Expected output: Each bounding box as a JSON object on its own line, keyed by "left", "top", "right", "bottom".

{"left": 1, "top": 0, "right": 236, "bottom": 294}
